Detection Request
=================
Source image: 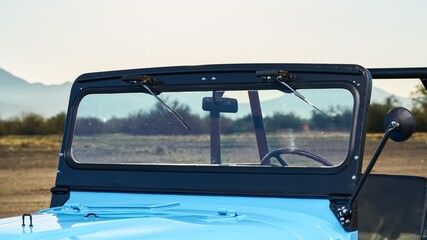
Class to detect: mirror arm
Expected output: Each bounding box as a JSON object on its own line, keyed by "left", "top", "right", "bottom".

{"left": 334, "top": 121, "right": 399, "bottom": 228}
{"left": 346, "top": 121, "right": 398, "bottom": 209}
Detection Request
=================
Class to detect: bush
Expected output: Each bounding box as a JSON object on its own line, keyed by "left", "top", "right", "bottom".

{"left": 411, "top": 84, "right": 427, "bottom": 132}
{"left": 0, "top": 112, "right": 66, "bottom": 136}
{"left": 367, "top": 96, "right": 399, "bottom": 133}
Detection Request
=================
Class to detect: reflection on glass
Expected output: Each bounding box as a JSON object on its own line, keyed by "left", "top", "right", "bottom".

{"left": 72, "top": 89, "right": 353, "bottom": 167}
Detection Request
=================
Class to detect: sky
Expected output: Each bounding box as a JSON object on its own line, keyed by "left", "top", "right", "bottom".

{"left": 0, "top": 0, "right": 426, "bottom": 97}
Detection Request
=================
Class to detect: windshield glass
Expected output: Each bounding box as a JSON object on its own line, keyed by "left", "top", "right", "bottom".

{"left": 71, "top": 88, "right": 353, "bottom": 167}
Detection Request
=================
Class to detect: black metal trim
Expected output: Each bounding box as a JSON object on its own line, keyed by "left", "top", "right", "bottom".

{"left": 76, "top": 64, "right": 365, "bottom": 82}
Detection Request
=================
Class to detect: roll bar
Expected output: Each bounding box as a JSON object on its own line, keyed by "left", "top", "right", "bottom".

{"left": 368, "top": 68, "right": 427, "bottom": 89}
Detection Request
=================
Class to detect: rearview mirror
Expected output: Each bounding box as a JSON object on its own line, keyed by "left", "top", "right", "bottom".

{"left": 202, "top": 97, "right": 238, "bottom": 113}
{"left": 384, "top": 107, "right": 416, "bottom": 142}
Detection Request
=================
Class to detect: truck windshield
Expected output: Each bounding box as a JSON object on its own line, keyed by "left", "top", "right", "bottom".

{"left": 71, "top": 88, "right": 354, "bottom": 167}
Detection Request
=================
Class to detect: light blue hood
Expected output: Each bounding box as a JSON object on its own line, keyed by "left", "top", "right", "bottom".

{"left": 0, "top": 192, "right": 357, "bottom": 240}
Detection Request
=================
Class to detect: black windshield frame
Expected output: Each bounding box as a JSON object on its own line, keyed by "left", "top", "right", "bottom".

{"left": 54, "top": 64, "right": 372, "bottom": 205}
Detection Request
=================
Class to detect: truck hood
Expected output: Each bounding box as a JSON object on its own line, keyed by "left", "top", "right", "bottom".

{"left": 0, "top": 192, "right": 356, "bottom": 240}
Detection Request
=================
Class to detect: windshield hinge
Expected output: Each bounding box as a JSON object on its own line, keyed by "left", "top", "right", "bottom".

{"left": 50, "top": 186, "right": 70, "bottom": 208}
{"left": 329, "top": 194, "right": 357, "bottom": 232}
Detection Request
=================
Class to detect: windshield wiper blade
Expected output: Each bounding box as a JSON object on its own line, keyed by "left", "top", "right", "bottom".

{"left": 256, "top": 70, "right": 336, "bottom": 122}
{"left": 142, "top": 84, "right": 191, "bottom": 130}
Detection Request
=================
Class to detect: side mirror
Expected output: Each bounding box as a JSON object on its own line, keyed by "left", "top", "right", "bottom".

{"left": 332, "top": 107, "right": 416, "bottom": 230}
{"left": 384, "top": 107, "right": 416, "bottom": 142}
{"left": 202, "top": 97, "right": 238, "bottom": 113}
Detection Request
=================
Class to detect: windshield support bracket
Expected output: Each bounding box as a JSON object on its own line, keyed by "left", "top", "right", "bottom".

{"left": 50, "top": 185, "right": 70, "bottom": 208}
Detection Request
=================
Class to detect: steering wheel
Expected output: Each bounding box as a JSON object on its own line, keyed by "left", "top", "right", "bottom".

{"left": 261, "top": 148, "right": 334, "bottom": 166}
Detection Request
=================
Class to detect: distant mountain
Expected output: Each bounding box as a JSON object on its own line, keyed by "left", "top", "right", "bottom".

{"left": 0, "top": 68, "right": 72, "bottom": 119}
{"left": 371, "top": 87, "right": 412, "bottom": 108}
{"left": 0, "top": 67, "right": 413, "bottom": 119}
{"left": 167, "top": 88, "right": 413, "bottom": 119}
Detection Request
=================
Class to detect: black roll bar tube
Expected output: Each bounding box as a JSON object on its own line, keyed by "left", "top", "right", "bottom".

{"left": 248, "top": 91, "right": 269, "bottom": 163}
{"left": 368, "top": 67, "right": 427, "bottom": 90}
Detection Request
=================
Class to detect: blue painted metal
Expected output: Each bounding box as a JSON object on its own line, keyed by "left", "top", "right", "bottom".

{"left": 2, "top": 65, "right": 427, "bottom": 239}
{"left": 0, "top": 191, "right": 357, "bottom": 239}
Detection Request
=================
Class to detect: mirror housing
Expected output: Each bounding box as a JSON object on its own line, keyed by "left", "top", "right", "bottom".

{"left": 384, "top": 107, "right": 416, "bottom": 142}
{"left": 202, "top": 97, "right": 238, "bottom": 113}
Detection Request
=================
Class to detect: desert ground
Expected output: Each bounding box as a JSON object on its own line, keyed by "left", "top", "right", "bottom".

{"left": 0, "top": 133, "right": 426, "bottom": 218}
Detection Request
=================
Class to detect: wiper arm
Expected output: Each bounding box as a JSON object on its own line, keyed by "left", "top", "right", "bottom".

{"left": 275, "top": 80, "right": 336, "bottom": 122}
{"left": 39, "top": 202, "right": 181, "bottom": 215}
{"left": 256, "top": 70, "right": 336, "bottom": 122}
{"left": 141, "top": 84, "right": 191, "bottom": 130}
{"left": 122, "top": 74, "right": 191, "bottom": 130}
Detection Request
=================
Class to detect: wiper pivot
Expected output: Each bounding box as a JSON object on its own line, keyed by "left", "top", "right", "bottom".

{"left": 122, "top": 74, "right": 159, "bottom": 85}
{"left": 256, "top": 70, "right": 290, "bottom": 79}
